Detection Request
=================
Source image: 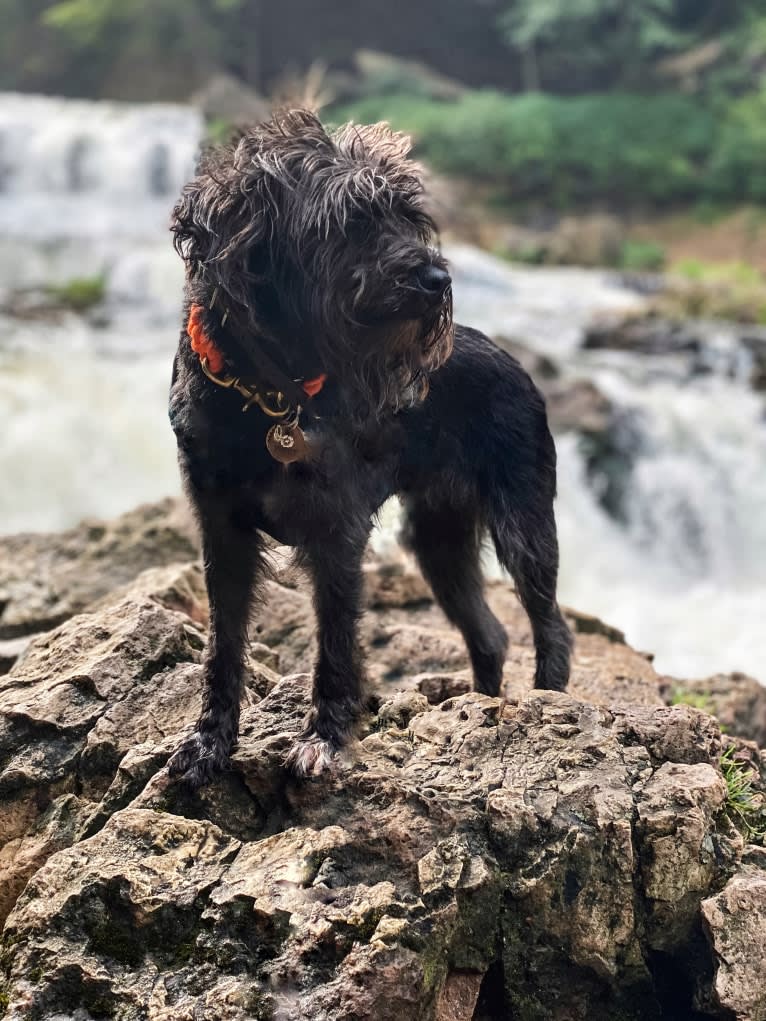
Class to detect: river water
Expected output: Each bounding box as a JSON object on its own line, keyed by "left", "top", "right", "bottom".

{"left": 1, "top": 93, "right": 764, "bottom": 682}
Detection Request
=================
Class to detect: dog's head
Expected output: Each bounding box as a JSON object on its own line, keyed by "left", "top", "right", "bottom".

{"left": 172, "top": 109, "right": 453, "bottom": 413}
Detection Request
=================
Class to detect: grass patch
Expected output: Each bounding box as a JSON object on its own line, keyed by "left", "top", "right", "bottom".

{"left": 673, "top": 259, "right": 764, "bottom": 286}
{"left": 658, "top": 258, "right": 766, "bottom": 323}
{"left": 205, "top": 117, "right": 237, "bottom": 146}
{"left": 670, "top": 687, "right": 714, "bottom": 713}
{"left": 692, "top": 199, "right": 735, "bottom": 225}
{"left": 620, "top": 239, "right": 666, "bottom": 272}
{"left": 47, "top": 275, "right": 106, "bottom": 312}
{"left": 720, "top": 745, "right": 766, "bottom": 843}
{"left": 495, "top": 242, "right": 548, "bottom": 266}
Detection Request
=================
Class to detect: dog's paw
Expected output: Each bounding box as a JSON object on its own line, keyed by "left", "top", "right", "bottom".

{"left": 167, "top": 730, "right": 230, "bottom": 790}
{"left": 285, "top": 733, "right": 337, "bottom": 778}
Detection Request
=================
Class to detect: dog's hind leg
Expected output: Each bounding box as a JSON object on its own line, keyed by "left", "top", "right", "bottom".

{"left": 286, "top": 532, "right": 370, "bottom": 777}
{"left": 168, "top": 490, "right": 265, "bottom": 788}
{"left": 402, "top": 498, "right": 509, "bottom": 697}
{"left": 490, "top": 506, "right": 572, "bottom": 692}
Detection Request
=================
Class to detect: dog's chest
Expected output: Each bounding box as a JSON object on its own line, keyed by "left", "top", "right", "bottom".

{"left": 230, "top": 413, "right": 402, "bottom": 547}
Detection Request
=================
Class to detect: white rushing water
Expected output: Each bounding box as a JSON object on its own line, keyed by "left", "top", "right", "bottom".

{"left": 0, "top": 93, "right": 197, "bottom": 530}
{"left": 1, "top": 93, "right": 764, "bottom": 682}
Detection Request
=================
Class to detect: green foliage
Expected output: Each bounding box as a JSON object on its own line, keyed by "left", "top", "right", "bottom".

{"left": 673, "top": 258, "right": 706, "bottom": 281}
{"left": 334, "top": 91, "right": 716, "bottom": 206}
{"left": 497, "top": 242, "right": 548, "bottom": 266}
{"left": 42, "top": 0, "right": 242, "bottom": 44}
{"left": 48, "top": 274, "right": 106, "bottom": 311}
{"left": 1, "top": 0, "right": 765, "bottom": 102}
{"left": 673, "top": 259, "right": 764, "bottom": 287}
{"left": 42, "top": 0, "right": 120, "bottom": 46}
{"left": 336, "top": 84, "right": 766, "bottom": 210}
{"left": 720, "top": 745, "right": 766, "bottom": 843}
{"left": 1, "top": 0, "right": 765, "bottom": 213}
{"left": 500, "top": 0, "right": 689, "bottom": 87}
{"left": 708, "top": 88, "right": 766, "bottom": 203}
{"left": 37, "top": 0, "right": 244, "bottom": 89}
{"left": 669, "top": 687, "right": 713, "bottom": 712}
{"left": 656, "top": 259, "right": 766, "bottom": 324}
{"left": 499, "top": 0, "right": 758, "bottom": 92}
{"left": 692, "top": 200, "right": 733, "bottom": 225}
{"left": 503, "top": 0, "right": 681, "bottom": 50}
{"left": 205, "top": 117, "right": 237, "bottom": 145}
{"left": 619, "top": 240, "right": 666, "bottom": 272}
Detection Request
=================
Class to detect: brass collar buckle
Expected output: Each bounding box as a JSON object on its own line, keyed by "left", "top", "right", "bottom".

{"left": 200, "top": 356, "right": 294, "bottom": 417}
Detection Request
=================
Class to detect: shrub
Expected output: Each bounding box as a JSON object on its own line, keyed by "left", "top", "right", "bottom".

{"left": 205, "top": 117, "right": 236, "bottom": 145}
{"left": 332, "top": 91, "right": 717, "bottom": 206}
{"left": 657, "top": 259, "right": 766, "bottom": 324}
{"left": 673, "top": 260, "right": 763, "bottom": 287}
{"left": 619, "top": 240, "right": 666, "bottom": 272}
{"left": 720, "top": 745, "right": 766, "bottom": 843}
{"left": 708, "top": 88, "right": 766, "bottom": 203}
{"left": 47, "top": 275, "right": 106, "bottom": 312}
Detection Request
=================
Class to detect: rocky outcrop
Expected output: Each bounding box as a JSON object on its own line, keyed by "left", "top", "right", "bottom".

{"left": 702, "top": 866, "right": 766, "bottom": 1019}
{"left": 584, "top": 313, "right": 766, "bottom": 394}
{"left": 0, "top": 563, "right": 212, "bottom": 922}
{"left": 584, "top": 314, "right": 704, "bottom": 356}
{"left": 493, "top": 214, "right": 626, "bottom": 269}
{"left": 662, "top": 672, "right": 766, "bottom": 749}
{"left": 0, "top": 508, "right": 763, "bottom": 1020}
{"left": 0, "top": 499, "right": 198, "bottom": 648}
{"left": 742, "top": 331, "right": 766, "bottom": 393}
{"left": 189, "top": 73, "right": 270, "bottom": 126}
{"left": 0, "top": 675, "right": 749, "bottom": 1021}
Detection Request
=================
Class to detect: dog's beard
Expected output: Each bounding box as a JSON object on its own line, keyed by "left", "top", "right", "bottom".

{"left": 329, "top": 301, "right": 454, "bottom": 421}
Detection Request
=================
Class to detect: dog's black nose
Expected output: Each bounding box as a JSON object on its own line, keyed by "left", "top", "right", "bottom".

{"left": 416, "top": 264, "right": 451, "bottom": 295}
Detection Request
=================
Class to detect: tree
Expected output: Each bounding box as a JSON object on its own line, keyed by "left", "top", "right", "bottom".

{"left": 499, "top": 0, "right": 752, "bottom": 92}
{"left": 38, "top": 0, "right": 245, "bottom": 98}
{"left": 42, "top": 0, "right": 243, "bottom": 47}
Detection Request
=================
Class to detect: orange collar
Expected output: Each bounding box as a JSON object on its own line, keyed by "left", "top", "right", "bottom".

{"left": 187, "top": 304, "right": 327, "bottom": 399}
{"left": 301, "top": 373, "right": 326, "bottom": 398}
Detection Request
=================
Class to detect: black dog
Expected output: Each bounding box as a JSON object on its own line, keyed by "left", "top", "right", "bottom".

{"left": 166, "top": 110, "right": 572, "bottom": 785}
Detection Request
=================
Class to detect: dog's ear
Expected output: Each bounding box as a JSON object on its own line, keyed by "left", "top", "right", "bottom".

{"left": 171, "top": 137, "right": 277, "bottom": 305}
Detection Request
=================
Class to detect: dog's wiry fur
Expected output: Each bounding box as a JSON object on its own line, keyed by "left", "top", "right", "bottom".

{"left": 167, "top": 109, "right": 572, "bottom": 785}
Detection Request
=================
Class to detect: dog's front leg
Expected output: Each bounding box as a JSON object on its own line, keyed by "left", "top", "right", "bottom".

{"left": 168, "top": 490, "right": 264, "bottom": 788}
{"left": 287, "top": 536, "right": 369, "bottom": 777}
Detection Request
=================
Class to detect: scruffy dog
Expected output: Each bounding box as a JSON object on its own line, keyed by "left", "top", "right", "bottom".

{"left": 166, "top": 109, "right": 572, "bottom": 787}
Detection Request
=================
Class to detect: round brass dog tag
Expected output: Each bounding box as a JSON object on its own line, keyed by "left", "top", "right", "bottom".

{"left": 266, "top": 422, "right": 310, "bottom": 464}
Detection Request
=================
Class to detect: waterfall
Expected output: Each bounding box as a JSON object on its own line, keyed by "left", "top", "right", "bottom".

{"left": 0, "top": 93, "right": 196, "bottom": 537}
{"left": 0, "top": 93, "right": 200, "bottom": 216}
{"left": 0, "top": 93, "right": 201, "bottom": 300}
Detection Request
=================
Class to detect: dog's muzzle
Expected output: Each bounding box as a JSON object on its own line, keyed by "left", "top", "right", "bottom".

{"left": 415, "top": 264, "right": 451, "bottom": 297}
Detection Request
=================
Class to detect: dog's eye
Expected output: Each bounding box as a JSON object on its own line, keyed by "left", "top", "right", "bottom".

{"left": 248, "top": 246, "right": 270, "bottom": 278}
{"left": 345, "top": 217, "right": 373, "bottom": 244}
{"left": 406, "top": 211, "right": 435, "bottom": 243}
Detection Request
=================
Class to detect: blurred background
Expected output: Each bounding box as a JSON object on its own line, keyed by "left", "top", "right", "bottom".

{"left": 1, "top": 0, "right": 765, "bottom": 682}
